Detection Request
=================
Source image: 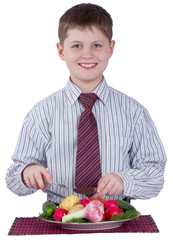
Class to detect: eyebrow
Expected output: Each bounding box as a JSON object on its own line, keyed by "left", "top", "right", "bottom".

{"left": 70, "top": 40, "right": 105, "bottom": 44}
{"left": 70, "top": 41, "right": 82, "bottom": 44}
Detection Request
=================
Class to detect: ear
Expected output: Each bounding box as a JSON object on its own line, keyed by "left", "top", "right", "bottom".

{"left": 109, "top": 40, "right": 115, "bottom": 58}
{"left": 56, "top": 43, "right": 65, "bottom": 60}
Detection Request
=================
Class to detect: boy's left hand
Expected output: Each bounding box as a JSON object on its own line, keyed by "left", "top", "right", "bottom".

{"left": 95, "top": 173, "right": 124, "bottom": 197}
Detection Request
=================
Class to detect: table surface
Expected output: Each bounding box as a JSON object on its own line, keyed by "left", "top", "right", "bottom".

{"left": 8, "top": 215, "right": 159, "bottom": 235}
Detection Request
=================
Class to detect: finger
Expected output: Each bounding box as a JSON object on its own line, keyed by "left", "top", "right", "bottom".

{"left": 24, "top": 176, "right": 33, "bottom": 189}
{"left": 97, "top": 177, "right": 108, "bottom": 193}
{"left": 43, "top": 175, "right": 48, "bottom": 186}
{"left": 95, "top": 181, "right": 112, "bottom": 197}
{"left": 114, "top": 185, "right": 124, "bottom": 196}
{"left": 41, "top": 168, "right": 53, "bottom": 185}
{"left": 107, "top": 183, "right": 124, "bottom": 196}
{"left": 29, "top": 174, "right": 40, "bottom": 189}
{"left": 95, "top": 187, "right": 108, "bottom": 198}
{"left": 97, "top": 177, "right": 103, "bottom": 186}
{"left": 35, "top": 173, "right": 46, "bottom": 191}
{"left": 42, "top": 175, "right": 50, "bottom": 192}
{"left": 106, "top": 186, "right": 118, "bottom": 196}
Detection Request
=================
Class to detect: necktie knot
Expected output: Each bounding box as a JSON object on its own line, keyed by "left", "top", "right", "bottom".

{"left": 79, "top": 93, "right": 98, "bottom": 109}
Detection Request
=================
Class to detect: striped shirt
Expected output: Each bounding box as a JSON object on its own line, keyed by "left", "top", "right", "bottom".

{"left": 6, "top": 78, "right": 167, "bottom": 203}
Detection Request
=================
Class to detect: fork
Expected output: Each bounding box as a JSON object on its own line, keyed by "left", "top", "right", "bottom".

{"left": 45, "top": 182, "right": 70, "bottom": 198}
{"left": 50, "top": 183, "right": 70, "bottom": 191}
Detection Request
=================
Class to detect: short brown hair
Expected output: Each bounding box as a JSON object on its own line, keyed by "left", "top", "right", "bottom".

{"left": 58, "top": 3, "right": 113, "bottom": 44}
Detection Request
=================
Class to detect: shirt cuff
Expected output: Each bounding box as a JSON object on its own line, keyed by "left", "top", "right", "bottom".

{"left": 18, "top": 163, "right": 37, "bottom": 193}
{"left": 116, "top": 171, "right": 134, "bottom": 198}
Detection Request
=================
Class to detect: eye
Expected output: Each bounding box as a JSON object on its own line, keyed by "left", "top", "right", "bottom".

{"left": 72, "top": 44, "right": 82, "bottom": 48}
{"left": 93, "top": 44, "right": 102, "bottom": 48}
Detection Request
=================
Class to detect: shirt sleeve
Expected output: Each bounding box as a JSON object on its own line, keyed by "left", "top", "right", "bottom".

{"left": 117, "top": 108, "right": 167, "bottom": 200}
{"left": 5, "top": 111, "right": 49, "bottom": 196}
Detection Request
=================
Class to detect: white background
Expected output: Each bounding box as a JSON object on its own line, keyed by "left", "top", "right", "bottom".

{"left": 0, "top": 0, "right": 173, "bottom": 239}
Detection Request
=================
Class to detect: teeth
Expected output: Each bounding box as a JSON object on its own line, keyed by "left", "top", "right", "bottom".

{"left": 80, "top": 63, "right": 96, "bottom": 68}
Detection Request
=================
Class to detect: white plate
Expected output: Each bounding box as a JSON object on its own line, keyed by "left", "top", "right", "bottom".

{"left": 41, "top": 212, "right": 141, "bottom": 230}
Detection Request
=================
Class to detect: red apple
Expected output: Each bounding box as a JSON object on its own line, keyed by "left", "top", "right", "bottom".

{"left": 104, "top": 200, "right": 118, "bottom": 210}
{"left": 53, "top": 208, "right": 68, "bottom": 221}
{"left": 105, "top": 207, "right": 123, "bottom": 220}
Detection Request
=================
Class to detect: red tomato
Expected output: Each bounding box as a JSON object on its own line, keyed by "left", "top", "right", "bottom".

{"left": 105, "top": 207, "right": 123, "bottom": 220}
{"left": 88, "top": 198, "right": 107, "bottom": 205}
{"left": 104, "top": 200, "right": 118, "bottom": 210}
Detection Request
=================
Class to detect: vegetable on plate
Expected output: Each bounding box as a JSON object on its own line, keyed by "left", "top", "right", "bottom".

{"left": 104, "top": 200, "right": 119, "bottom": 210}
{"left": 88, "top": 197, "right": 107, "bottom": 205}
{"left": 38, "top": 195, "right": 139, "bottom": 223}
{"left": 42, "top": 201, "right": 57, "bottom": 216}
{"left": 58, "top": 194, "right": 80, "bottom": 211}
{"left": 80, "top": 199, "right": 90, "bottom": 207}
{"left": 62, "top": 200, "right": 104, "bottom": 223}
{"left": 53, "top": 208, "right": 67, "bottom": 221}
{"left": 116, "top": 199, "right": 136, "bottom": 211}
{"left": 68, "top": 204, "right": 84, "bottom": 214}
{"left": 105, "top": 206, "right": 123, "bottom": 220}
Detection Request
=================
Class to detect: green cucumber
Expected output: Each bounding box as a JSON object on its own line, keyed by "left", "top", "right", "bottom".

{"left": 42, "top": 201, "right": 57, "bottom": 216}
{"left": 115, "top": 199, "right": 136, "bottom": 212}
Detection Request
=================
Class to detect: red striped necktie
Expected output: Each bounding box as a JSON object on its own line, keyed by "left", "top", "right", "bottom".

{"left": 75, "top": 93, "right": 102, "bottom": 197}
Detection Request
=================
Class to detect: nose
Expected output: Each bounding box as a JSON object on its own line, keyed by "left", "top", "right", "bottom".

{"left": 81, "top": 47, "right": 94, "bottom": 59}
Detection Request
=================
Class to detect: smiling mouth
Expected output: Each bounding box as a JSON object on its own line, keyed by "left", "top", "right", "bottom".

{"left": 79, "top": 63, "right": 97, "bottom": 69}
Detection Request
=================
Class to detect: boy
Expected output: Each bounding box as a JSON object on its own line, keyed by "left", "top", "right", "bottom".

{"left": 6, "top": 3, "right": 166, "bottom": 204}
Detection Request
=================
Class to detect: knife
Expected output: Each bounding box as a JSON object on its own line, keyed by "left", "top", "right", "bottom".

{"left": 47, "top": 183, "right": 97, "bottom": 195}
{"left": 73, "top": 187, "right": 97, "bottom": 195}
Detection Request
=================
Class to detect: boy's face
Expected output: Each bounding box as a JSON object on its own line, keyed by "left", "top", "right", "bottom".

{"left": 57, "top": 26, "right": 115, "bottom": 89}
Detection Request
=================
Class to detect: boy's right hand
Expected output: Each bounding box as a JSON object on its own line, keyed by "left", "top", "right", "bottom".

{"left": 22, "top": 164, "right": 53, "bottom": 191}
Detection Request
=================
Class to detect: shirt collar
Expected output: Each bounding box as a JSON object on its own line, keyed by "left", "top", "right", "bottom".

{"left": 65, "top": 77, "right": 109, "bottom": 106}
{"left": 93, "top": 77, "right": 109, "bottom": 105}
